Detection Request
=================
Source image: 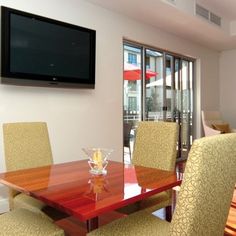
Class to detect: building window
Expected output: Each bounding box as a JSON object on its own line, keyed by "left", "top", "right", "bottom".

{"left": 128, "top": 53, "right": 137, "bottom": 65}
{"left": 128, "top": 97, "right": 137, "bottom": 113}
{"left": 145, "top": 56, "right": 150, "bottom": 69}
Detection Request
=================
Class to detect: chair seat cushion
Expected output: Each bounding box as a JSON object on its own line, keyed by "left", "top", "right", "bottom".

{"left": 139, "top": 191, "right": 171, "bottom": 211}
{"left": 117, "top": 201, "right": 140, "bottom": 215}
{"left": 118, "top": 191, "right": 171, "bottom": 215}
{"left": 117, "top": 192, "right": 172, "bottom": 215}
{"left": 0, "top": 208, "right": 64, "bottom": 236}
{"left": 14, "top": 193, "right": 47, "bottom": 215}
{"left": 88, "top": 209, "right": 170, "bottom": 236}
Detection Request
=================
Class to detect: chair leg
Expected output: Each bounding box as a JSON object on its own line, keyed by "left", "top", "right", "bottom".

{"left": 165, "top": 205, "right": 172, "bottom": 222}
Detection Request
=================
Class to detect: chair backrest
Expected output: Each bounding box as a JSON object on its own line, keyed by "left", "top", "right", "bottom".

{"left": 202, "top": 110, "right": 222, "bottom": 127}
{"left": 3, "top": 122, "right": 53, "bottom": 171}
{"left": 170, "top": 133, "right": 236, "bottom": 236}
{"left": 201, "top": 110, "right": 222, "bottom": 136}
{"left": 132, "top": 121, "right": 178, "bottom": 171}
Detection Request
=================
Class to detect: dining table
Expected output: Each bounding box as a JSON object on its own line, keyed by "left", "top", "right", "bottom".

{"left": 0, "top": 159, "right": 181, "bottom": 233}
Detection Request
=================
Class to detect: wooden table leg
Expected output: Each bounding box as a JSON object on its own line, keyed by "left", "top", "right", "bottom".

{"left": 87, "top": 217, "right": 98, "bottom": 232}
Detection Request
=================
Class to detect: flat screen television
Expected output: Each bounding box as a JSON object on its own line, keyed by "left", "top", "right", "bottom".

{"left": 1, "top": 6, "right": 96, "bottom": 88}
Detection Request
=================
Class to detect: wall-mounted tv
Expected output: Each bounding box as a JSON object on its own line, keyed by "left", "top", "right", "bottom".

{"left": 1, "top": 6, "right": 96, "bottom": 88}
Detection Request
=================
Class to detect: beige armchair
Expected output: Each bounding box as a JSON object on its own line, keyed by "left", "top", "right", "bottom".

{"left": 202, "top": 110, "right": 236, "bottom": 136}
{"left": 88, "top": 133, "right": 236, "bottom": 236}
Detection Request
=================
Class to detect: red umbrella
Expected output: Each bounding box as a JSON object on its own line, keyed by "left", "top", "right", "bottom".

{"left": 124, "top": 63, "right": 157, "bottom": 81}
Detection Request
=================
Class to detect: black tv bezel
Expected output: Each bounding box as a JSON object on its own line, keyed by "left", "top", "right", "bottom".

{"left": 1, "top": 6, "right": 96, "bottom": 89}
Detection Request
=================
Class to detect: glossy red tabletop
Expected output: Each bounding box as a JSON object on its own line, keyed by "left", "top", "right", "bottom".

{"left": 0, "top": 160, "right": 181, "bottom": 221}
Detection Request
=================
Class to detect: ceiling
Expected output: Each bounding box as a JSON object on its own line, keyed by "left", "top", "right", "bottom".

{"left": 86, "top": 0, "right": 236, "bottom": 51}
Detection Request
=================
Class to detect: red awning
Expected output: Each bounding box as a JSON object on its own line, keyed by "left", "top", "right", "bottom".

{"left": 124, "top": 63, "right": 157, "bottom": 81}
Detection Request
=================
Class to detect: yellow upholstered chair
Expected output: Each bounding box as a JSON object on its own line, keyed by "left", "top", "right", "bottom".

{"left": 119, "top": 121, "right": 178, "bottom": 220}
{"left": 88, "top": 133, "right": 236, "bottom": 236}
{"left": 0, "top": 208, "right": 64, "bottom": 235}
{"left": 3, "top": 122, "right": 53, "bottom": 214}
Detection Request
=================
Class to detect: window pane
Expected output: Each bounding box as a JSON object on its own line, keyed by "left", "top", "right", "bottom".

{"left": 165, "top": 55, "right": 174, "bottom": 121}
{"left": 123, "top": 44, "right": 143, "bottom": 163}
{"left": 145, "top": 49, "right": 163, "bottom": 121}
{"left": 128, "top": 53, "right": 137, "bottom": 65}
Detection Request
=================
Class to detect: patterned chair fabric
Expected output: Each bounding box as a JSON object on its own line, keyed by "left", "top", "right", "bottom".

{"left": 119, "top": 122, "right": 178, "bottom": 215}
{"left": 132, "top": 121, "right": 178, "bottom": 171}
{"left": 170, "top": 133, "right": 236, "bottom": 235}
{"left": 88, "top": 134, "right": 236, "bottom": 236}
{"left": 0, "top": 208, "right": 64, "bottom": 236}
{"left": 133, "top": 121, "right": 178, "bottom": 213}
{"left": 3, "top": 122, "right": 53, "bottom": 214}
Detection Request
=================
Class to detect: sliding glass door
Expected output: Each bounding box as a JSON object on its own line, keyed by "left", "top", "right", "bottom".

{"left": 145, "top": 49, "right": 164, "bottom": 121}
{"left": 123, "top": 45, "right": 142, "bottom": 127}
{"left": 123, "top": 42, "right": 194, "bottom": 163}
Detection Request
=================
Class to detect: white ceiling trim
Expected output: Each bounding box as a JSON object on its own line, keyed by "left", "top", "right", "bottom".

{"left": 86, "top": 0, "right": 236, "bottom": 51}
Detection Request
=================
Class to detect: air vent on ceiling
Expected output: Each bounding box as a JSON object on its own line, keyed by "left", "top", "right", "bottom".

{"left": 165, "top": 0, "right": 176, "bottom": 5}
{"left": 195, "top": 4, "right": 221, "bottom": 27}
{"left": 210, "top": 12, "right": 221, "bottom": 26}
{"left": 196, "top": 4, "right": 209, "bottom": 20}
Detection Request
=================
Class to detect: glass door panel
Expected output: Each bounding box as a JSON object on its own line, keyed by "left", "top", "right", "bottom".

{"left": 165, "top": 54, "right": 175, "bottom": 121}
{"left": 181, "top": 60, "right": 189, "bottom": 157}
{"left": 123, "top": 44, "right": 142, "bottom": 162}
{"left": 189, "top": 61, "right": 193, "bottom": 148}
{"left": 174, "top": 58, "right": 182, "bottom": 157}
{"left": 123, "top": 45, "right": 142, "bottom": 125}
{"left": 145, "top": 49, "right": 163, "bottom": 121}
{"left": 180, "top": 60, "right": 193, "bottom": 159}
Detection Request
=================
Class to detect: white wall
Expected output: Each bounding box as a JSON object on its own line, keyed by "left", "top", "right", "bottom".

{"left": 219, "top": 50, "right": 236, "bottom": 128}
{"left": 0, "top": 0, "right": 220, "bottom": 212}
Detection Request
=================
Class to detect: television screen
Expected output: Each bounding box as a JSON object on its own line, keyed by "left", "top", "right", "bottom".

{"left": 1, "top": 6, "right": 96, "bottom": 88}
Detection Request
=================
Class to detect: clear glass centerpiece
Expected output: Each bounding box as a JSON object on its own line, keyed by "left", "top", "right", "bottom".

{"left": 82, "top": 148, "right": 113, "bottom": 175}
